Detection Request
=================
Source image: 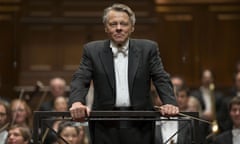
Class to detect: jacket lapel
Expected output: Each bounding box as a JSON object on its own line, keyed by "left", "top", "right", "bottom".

{"left": 128, "top": 39, "right": 140, "bottom": 96}
{"left": 99, "top": 40, "right": 115, "bottom": 88}
{"left": 99, "top": 39, "right": 141, "bottom": 92}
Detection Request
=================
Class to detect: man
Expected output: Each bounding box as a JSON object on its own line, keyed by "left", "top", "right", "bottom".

{"left": 7, "top": 125, "right": 31, "bottom": 144}
{"left": 190, "top": 69, "right": 226, "bottom": 132}
{"left": 39, "top": 77, "right": 67, "bottom": 111}
{"left": 213, "top": 96, "right": 240, "bottom": 144}
{"left": 176, "top": 86, "right": 190, "bottom": 112}
{"left": 69, "top": 3, "right": 179, "bottom": 144}
{"left": 170, "top": 75, "right": 185, "bottom": 98}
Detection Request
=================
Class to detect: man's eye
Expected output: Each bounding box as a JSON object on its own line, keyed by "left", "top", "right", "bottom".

{"left": 108, "top": 22, "right": 129, "bottom": 27}
{"left": 109, "top": 23, "right": 117, "bottom": 27}
{"left": 120, "top": 22, "right": 129, "bottom": 26}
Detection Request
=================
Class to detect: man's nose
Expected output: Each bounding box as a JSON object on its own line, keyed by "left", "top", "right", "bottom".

{"left": 236, "top": 110, "right": 240, "bottom": 115}
{"left": 9, "top": 134, "right": 14, "bottom": 139}
{"left": 116, "top": 24, "right": 122, "bottom": 30}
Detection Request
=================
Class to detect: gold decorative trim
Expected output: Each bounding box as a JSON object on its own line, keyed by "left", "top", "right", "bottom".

{"left": 209, "top": 5, "right": 240, "bottom": 12}
{"left": 156, "top": 6, "right": 192, "bottom": 13}
{"left": 29, "top": 11, "right": 52, "bottom": 17}
{"left": 30, "top": 65, "right": 52, "bottom": 71}
{"left": 63, "top": 65, "right": 79, "bottom": 71}
{"left": 164, "top": 14, "right": 193, "bottom": 21}
{"left": 63, "top": 11, "right": 102, "bottom": 17}
{"left": 0, "top": 14, "right": 11, "bottom": 21}
{"left": 217, "top": 14, "right": 240, "bottom": 20}
{"left": 0, "top": 6, "right": 19, "bottom": 12}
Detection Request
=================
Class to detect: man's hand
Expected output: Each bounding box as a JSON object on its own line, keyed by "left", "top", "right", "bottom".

{"left": 158, "top": 104, "right": 179, "bottom": 116}
{"left": 69, "top": 102, "right": 90, "bottom": 122}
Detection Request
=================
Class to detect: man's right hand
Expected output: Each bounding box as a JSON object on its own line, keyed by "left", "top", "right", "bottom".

{"left": 69, "top": 102, "right": 90, "bottom": 122}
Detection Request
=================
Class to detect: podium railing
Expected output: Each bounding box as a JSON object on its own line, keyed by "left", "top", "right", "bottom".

{"left": 33, "top": 111, "right": 199, "bottom": 144}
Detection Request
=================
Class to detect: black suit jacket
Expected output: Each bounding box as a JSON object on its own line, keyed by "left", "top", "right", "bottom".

{"left": 69, "top": 39, "right": 176, "bottom": 110}
{"left": 213, "top": 131, "right": 232, "bottom": 144}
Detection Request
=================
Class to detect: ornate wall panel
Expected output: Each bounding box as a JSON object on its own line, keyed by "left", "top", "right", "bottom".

{"left": 155, "top": 2, "right": 240, "bottom": 88}
{"left": 17, "top": 0, "right": 157, "bottom": 87}
{"left": 0, "top": 0, "right": 21, "bottom": 98}
{"left": 2, "top": 0, "right": 240, "bottom": 99}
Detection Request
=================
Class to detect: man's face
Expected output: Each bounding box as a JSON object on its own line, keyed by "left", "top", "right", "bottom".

{"left": 7, "top": 128, "right": 28, "bottom": 144}
{"left": 59, "top": 126, "right": 78, "bottom": 144}
{"left": 104, "top": 10, "right": 134, "bottom": 46}
{"left": 171, "top": 78, "right": 183, "bottom": 89}
{"left": 201, "top": 70, "right": 213, "bottom": 87}
{"left": 176, "top": 91, "right": 189, "bottom": 111}
{"left": 50, "top": 80, "right": 66, "bottom": 98}
{"left": 0, "top": 105, "right": 7, "bottom": 127}
{"left": 230, "top": 104, "right": 240, "bottom": 128}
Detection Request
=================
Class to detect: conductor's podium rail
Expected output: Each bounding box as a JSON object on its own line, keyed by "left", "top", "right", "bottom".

{"left": 33, "top": 111, "right": 199, "bottom": 144}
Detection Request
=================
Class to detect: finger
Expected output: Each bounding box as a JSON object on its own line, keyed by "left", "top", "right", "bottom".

{"left": 168, "top": 106, "right": 179, "bottom": 115}
{"left": 161, "top": 105, "right": 175, "bottom": 116}
{"left": 159, "top": 106, "right": 166, "bottom": 116}
{"left": 86, "top": 107, "right": 91, "bottom": 117}
{"left": 71, "top": 108, "right": 83, "bottom": 120}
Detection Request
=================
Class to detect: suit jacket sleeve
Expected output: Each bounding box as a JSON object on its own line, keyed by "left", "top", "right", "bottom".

{"left": 69, "top": 44, "right": 92, "bottom": 106}
{"left": 149, "top": 42, "right": 177, "bottom": 105}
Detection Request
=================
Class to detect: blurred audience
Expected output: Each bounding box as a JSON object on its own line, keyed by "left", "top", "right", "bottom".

{"left": 190, "top": 69, "right": 226, "bottom": 125}
{"left": 0, "top": 100, "right": 10, "bottom": 144}
{"left": 52, "top": 96, "right": 68, "bottom": 132}
{"left": 187, "top": 96, "right": 202, "bottom": 116}
{"left": 171, "top": 75, "right": 185, "bottom": 96}
{"left": 213, "top": 96, "right": 240, "bottom": 144}
{"left": 53, "top": 96, "right": 68, "bottom": 112}
{"left": 7, "top": 125, "right": 31, "bottom": 144}
{"left": 43, "top": 96, "right": 69, "bottom": 144}
{"left": 229, "top": 72, "right": 240, "bottom": 98}
{"left": 57, "top": 121, "right": 79, "bottom": 144}
{"left": 188, "top": 96, "right": 210, "bottom": 144}
{"left": 10, "top": 99, "right": 32, "bottom": 129}
{"left": 176, "top": 86, "right": 190, "bottom": 112}
{"left": 76, "top": 125, "right": 89, "bottom": 144}
{"left": 39, "top": 77, "right": 67, "bottom": 111}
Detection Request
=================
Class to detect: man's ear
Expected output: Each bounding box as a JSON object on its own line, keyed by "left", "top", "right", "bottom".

{"left": 104, "top": 26, "right": 108, "bottom": 33}
{"left": 131, "top": 27, "right": 135, "bottom": 32}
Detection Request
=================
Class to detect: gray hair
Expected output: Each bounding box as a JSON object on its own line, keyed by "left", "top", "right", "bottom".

{"left": 102, "top": 3, "right": 136, "bottom": 25}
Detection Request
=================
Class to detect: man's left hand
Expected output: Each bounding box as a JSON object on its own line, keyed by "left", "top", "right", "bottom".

{"left": 158, "top": 104, "right": 179, "bottom": 116}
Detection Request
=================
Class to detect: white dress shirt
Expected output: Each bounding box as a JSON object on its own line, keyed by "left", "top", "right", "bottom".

{"left": 110, "top": 41, "right": 130, "bottom": 107}
{"left": 232, "top": 128, "right": 240, "bottom": 144}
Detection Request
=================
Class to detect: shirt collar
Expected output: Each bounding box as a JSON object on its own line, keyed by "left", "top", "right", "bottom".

{"left": 232, "top": 128, "right": 240, "bottom": 136}
{"left": 110, "top": 40, "right": 129, "bottom": 50}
